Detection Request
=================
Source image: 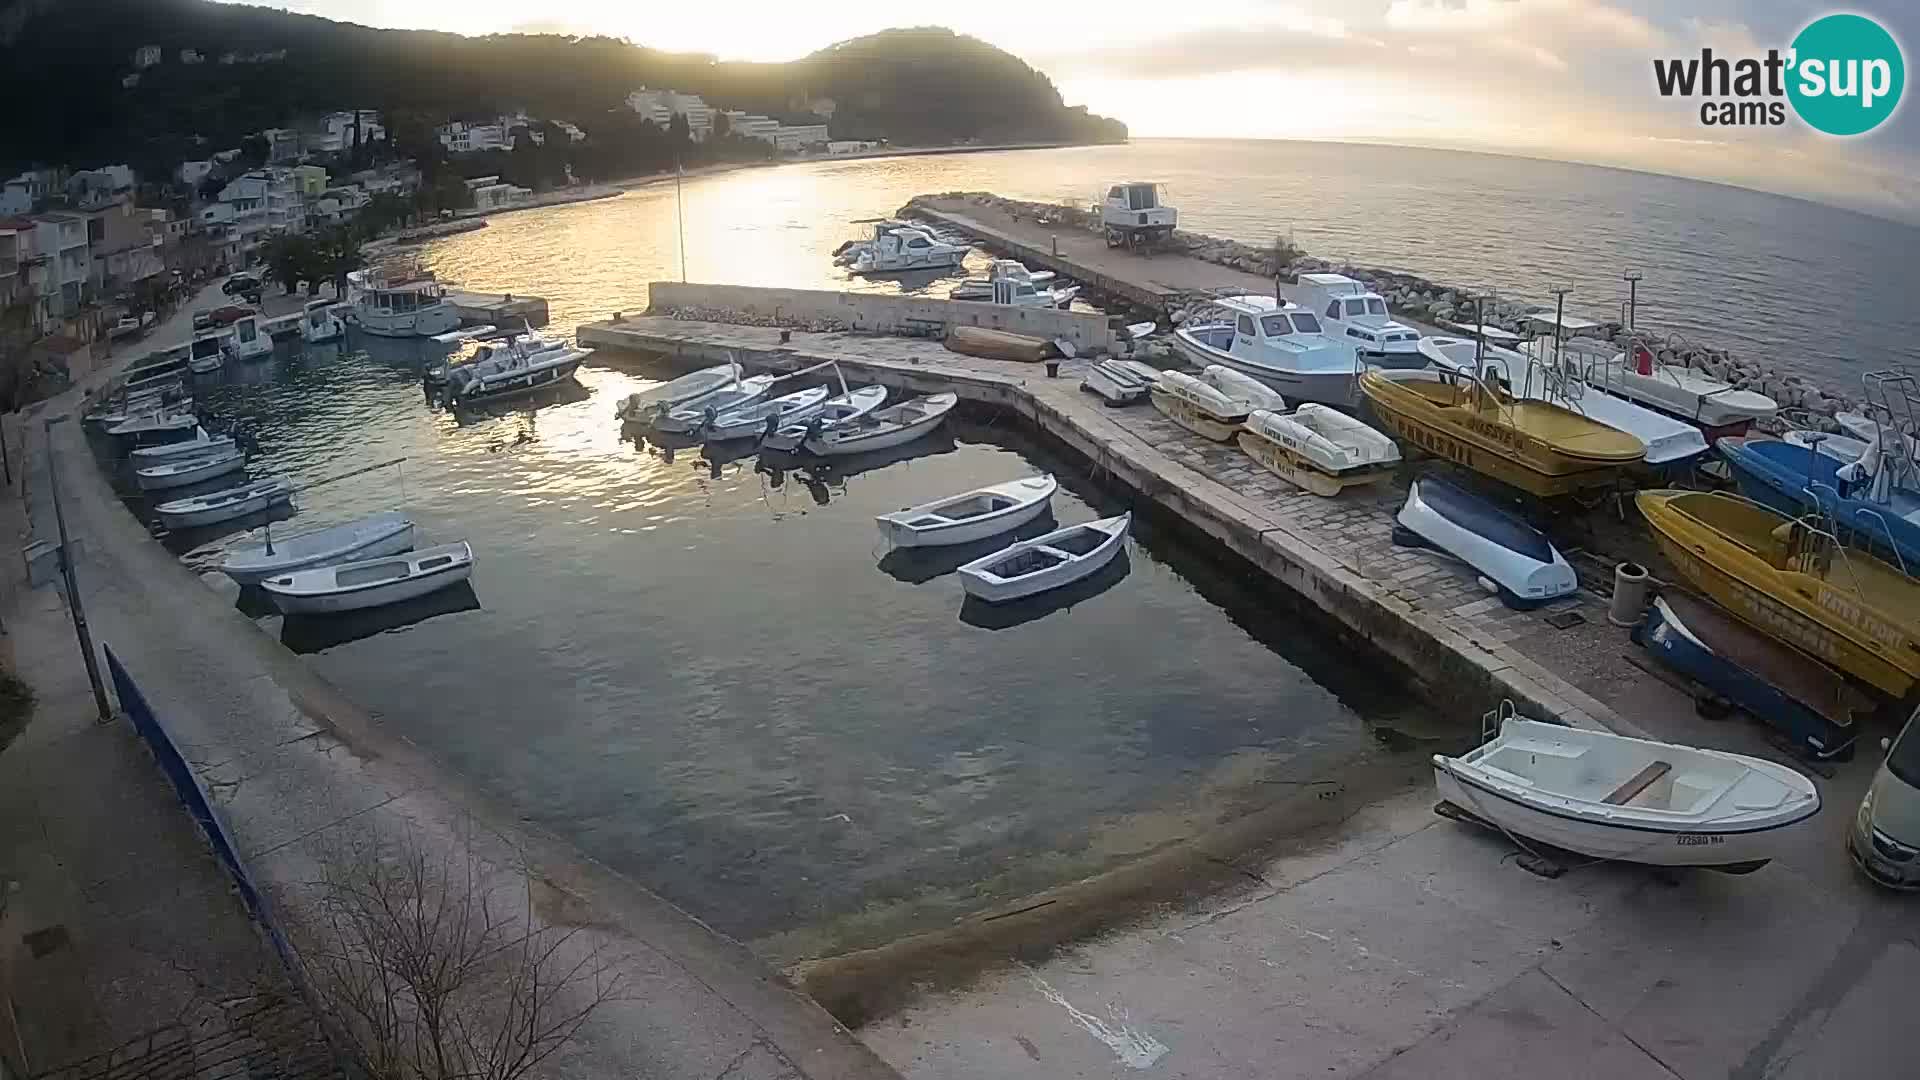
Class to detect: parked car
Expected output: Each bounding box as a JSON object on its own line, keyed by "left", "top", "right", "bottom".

{"left": 1851, "top": 706, "right": 1920, "bottom": 890}
{"left": 223, "top": 273, "right": 262, "bottom": 297}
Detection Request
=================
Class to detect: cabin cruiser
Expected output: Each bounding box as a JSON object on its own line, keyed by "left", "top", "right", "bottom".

{"left": 187, "top": 326, "right": 233, "bottom": 373}
{"left": 1170, "top": 295, "right": 1362, "bottom": 407}
{"left": 1289, "top": 273, "right": 1424, "bottom": 365}
{"left": 848, "top": 226, "right": 968, "bottom": 275}
{"left": 228, "top": 313, "right": 273, "bottom": 361}
{"left": 949, "top": 261, "right": 1077, "bottom": 308}
{"left": 348, "top": 266, "right": 460, "bottom": 338}
{"left": 300, "top": 299, "right": 346, "bottom": 344}
{"left": 833, "top": 219, "right": 910, "bottom": 266}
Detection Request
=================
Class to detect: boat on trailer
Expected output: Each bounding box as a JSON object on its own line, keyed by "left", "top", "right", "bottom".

{"left": 1150, "top": 370, "right": 1251, "bottom": 441}
{"left": 1239, "top": 405, "right": 1399, "bottom": 497}
{"left": 876, "top": 475, "right": 1057, "bottom": 549}
{"left": 957, "top": 513, "right": 1131, "bottom": 604}
{"left": 1288, "top": 273, "right": 1425, "bottom": 364}
{"left": 763, "top": 385, "right": 888, "bottom": 451}
{"left": 805, "top": 392, "right": 957, "bottom": 457}
{"left": 261, "top": 541, "right": 474, "bottom": 615}
{"left": 1433, "top": 714, "right": 1820, "bottom": 872}
{"left": 1394, "top": 475, "right": 1577, "bottom": 608}
{"left": 221, "top": 511, "right": 417, "bottom": 586}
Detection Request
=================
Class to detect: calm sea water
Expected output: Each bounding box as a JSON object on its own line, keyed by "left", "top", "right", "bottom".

{"left": 118, "top": 339, "right": 1438, "bottom": 957}
{"left": 421, "top": 138, "right": 1919, "bottom": 392}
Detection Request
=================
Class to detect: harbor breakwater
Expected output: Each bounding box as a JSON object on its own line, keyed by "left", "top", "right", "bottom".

{"left": 901, "top": 192, "right": 1860, "bottom": 424}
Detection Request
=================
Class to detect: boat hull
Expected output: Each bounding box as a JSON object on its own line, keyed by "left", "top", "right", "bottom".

{"left": 1149, "top": 386, "right": 1244, "bottom": 442}
{"left": 450, "top": 358, "right": 583, "bottom": 406}
{"left": 156, "top": 487, "right": 293, "bottom": 530}
{"left": 136, "top": 453, "right": 245, "bottom": 491}
{"left": 1237, "top": 429, "right": 1388, "bottom": 497}
{"left": 265, "top": 557, "right": 472, "bottom": 615}
{"left": 957, "top": 515, "right": 1130, "bottom": 604}
{"left": 877, "top": 477, "right": 1056, "bottom": 548}
{"left": 806, "top": 397, "right": 955, "bottom": 457}
{"left": 1395, "top": 477, "right": 1577, "bottom": 608}
{"left": 354, "top": 304, "right": 461, "bottom": 338}
{"left": 1172, "top": 331, "right": 1358, "bottom": 408}
{"left": 222, "top": 517, "right": 417, "bottom": 586}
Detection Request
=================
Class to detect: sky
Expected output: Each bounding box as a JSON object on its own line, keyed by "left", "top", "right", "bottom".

{"left": 250, "top": 1, "right": 1917, "bottom": 220}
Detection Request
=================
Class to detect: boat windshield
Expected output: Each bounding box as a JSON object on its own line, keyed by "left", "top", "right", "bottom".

{"left": 1290, "top": 313, "right": 1323, "bottom": 333}
{"left": 1367, "top": 299, "right": 1387, "bottom": 315}
{"left": 1260, "top": 314, "right": 1293, "bottom": 337}
{"left": 190, "top": 337, "right": 222, "bottom": 359}
{"left": 1890, "top": 714, "right": 1920, "bottom": 788}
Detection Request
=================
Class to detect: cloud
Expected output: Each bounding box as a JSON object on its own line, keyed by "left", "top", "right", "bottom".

{"left": 1383, "top": 0, "right": 1666, "bottom": 49}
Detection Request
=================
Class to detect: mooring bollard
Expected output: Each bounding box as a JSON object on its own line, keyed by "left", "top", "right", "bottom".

{"left": 1608, "top": 562, "right": 1650, "bottom": 627}
{"left": 1044, "top": 360, "right": 1060, "bottom": 378}
{"left": 1051, "top": 235, "right": 1059, "bottom": 256}
{"left": 779, "top": 329, "right": 792, "bottom": 343}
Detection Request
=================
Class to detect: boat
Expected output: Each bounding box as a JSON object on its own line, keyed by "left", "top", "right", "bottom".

{"left": 1082, "top": 360, "right": 1161, "bottom": 406}
{"left": 228, "top": 314, "right": 273, "bottom": 361}
{"left": 1170, "top": 295, "right": 1362, "bottom": 406}
{"left": 125, "top": 343, "right": 191, "bottom": 384}
{"left": 876, "top": 475, "right": 1058, "bottom": 548}
{"left": 1238, "top": 405, "right": 1400, "bottom": 496}
{"left": 427, "top": 334, "right": 567, "bottom": 386}
{"left": 1636, "top": 593, "right": 1859, "bottom": 760}
{"left": 763, "top": 385, "right": 889, "bottom": 451}
{"left": 957, "top": 513, "right": 1132, "bottom": 604}
{"left": 187, "top": 326, "right": 232, "bottom": 373}
{"left": 260, "top": 541, "right": 473, "bottom": 615}
{"left": 129, "top": 427, "right": 234, "bottom": 462}
{"left": 220, "top": 511, "right": 416, "bottom": 586}
{"left": 805, "top": 392, "right": 957, "bottom": 457}
{"left": 652, "top": 374, "right": 777, "bottom": 433}
{"left": 614, "top": 363, "right": 746, "bottom": 421}
{"left": 1151, "top": 370, "right": 1252, "bottom": 441}
{"left": 261, "top": 312, "right": 304, "bottom": 339}
{"left": 134, "top": 448, "right": 246, "bottom": 491}
{"left": 1198, "top": 365, "right": 1287, "bottom": 413}
{"left": 154, "top": 475, "right": 295, "bottom": 530}
{"left": 704, "top": 385, "right": 829, "bottom": 441}
{"left": 1288, "top": 273, "right": 1425, "bottom": 365}
{"left": 1393, "top": 475, "right": 1577, "bottom": 607}
{"left": 1433, "top": 714, "right": 1820, "bottom": 871}
{"left": 945, "top": 326, "right": 1052, "bottom": 364}
{"left": 1716, "top": 436, "right": 1920, "bottom": 572}
{"left": 106, "top": 409, "right": 199, "bottom": 441}
{"left": 348, "top": 266, "right": 460, "bottom": 338}
{"left": 949, "top": 261, "right": 1077, "bottom": 308}
{"left": 1636, "top": 489, "right": 1920, "bottom": 699}
{"left": 430, "top": 324, "right": 497, "bottom": 345}
{"left": 848, "top": 226, "right": 968, "bottom": 275}
{"left": 1587, "top": 343, "right": 1777, "bottom": 434}
{"left": 299, "top": 299, "right": 346, "bottom": 344}
{"left": 1836, "top": 409, "right": 1919, "bottom": 459}
{"left": 832, "top": 219, "right": 911, "bottom": 266}
{"left": 1783, "top": 428, "right": 1873, "bottom": 463}
{"left": 446, "top": 342, "right": 588, "bottom": 406}
{"left": 1359, "top": 369, "right": 1645, "bottom": 497}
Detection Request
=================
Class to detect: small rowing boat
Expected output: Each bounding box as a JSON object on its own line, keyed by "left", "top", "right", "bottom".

{"left": 134, "top": 448, "right": 245, "bottom": 491}
{"left": 1238, "top": 405, "right": 1399, "bottom": 496}
{"left": 1151, "top": 370, "right": 1251, "bottom": 442}
{"left": 957, "top": 513, "right": 1131, "bottom": 604}
{"left": 805, "top": 392, "right": 957, "bottom": 457}
{"left": 653, "top": 375, "right": 777, "bottom": 433}
{"left": 763, "top": 385, "right": 888, "bottom": 451}
{"left": 876, "top": 475, "right": 1057, "bottom": 548}
{"left": 705, "top": 385, "right": 829, "bottom": 441}
{"left": 220, "top": 511, "right": 417, "bottom": 586}
{"left": 614, "top": 363, "right": 746, "bottom": 421}
{"left": 154, "top": 475, "right": 294, "bottom": 530}
{"left": 129, "top": 427, "right": 234, "bottom": 462}
{"left": 261, "top": 541, "right": 473, "bottom": 615}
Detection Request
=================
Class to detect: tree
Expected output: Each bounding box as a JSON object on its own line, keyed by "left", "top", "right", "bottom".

{"left": 260, "top": 233, "right": 309, "bottom": 294}
{"left": 239, "top": 134, "right": 270, "bottom": 167}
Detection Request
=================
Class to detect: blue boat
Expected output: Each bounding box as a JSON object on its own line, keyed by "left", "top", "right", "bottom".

{"left": 1635, "top": 593, "right": 1858, "bottom": 760}
{"left": 1717, "top": 436, "right": 1920, "bottom": 573}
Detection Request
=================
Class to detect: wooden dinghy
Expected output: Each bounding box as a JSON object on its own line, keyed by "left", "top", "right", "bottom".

{"left": 805, "top": 392, "right": 957, "bottom": 457}
{"left": 763, "top": 385, "right": 888, "bottom": 451}
{"left": 261, "top": 541, "right": 474, "bottom": 616}
{"left": 876, "top": 475, "right": 1057, "bottom": 548}
{"left": 957, "top": 513, "right": 1131, "bottom": 604}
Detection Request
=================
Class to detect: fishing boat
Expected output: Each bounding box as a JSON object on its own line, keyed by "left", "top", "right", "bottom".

{"left": 260, "top": 541, "right": 473, "bottom": 615}
{"left": 1636, "top": 593, "right": 1859, "bottom": 760}
{"left": 1433, "top": 715, "right": 1820, "bottom": 871}
{"left": 848, "top": 226, "right": 968, "bottom": 275}
{"left": 228, "top": 314, "right": 273, "bottom": 362}
{"left": 134, "top": 448, "right": 245, "bottom": 491}
{"left": 446, "top": 344, "right": 588, "bottom": 406}
{"left": 1239, "top": 405, "right": 1399, "bottom": 497}
{"left": 1394, "top": 475, "right": 1577, "bottom": 607}
{"left": 957, "top": 513, "right": 1131, "bottom": 604}
{"left": 129, "top": 428, "right": 234, "bottom": 462}
{"left": 222, "top": 511, "right": 417, "bottom": 586}
{"left": 300, "top": 299, "right": 346, "bottom": 344}
{"left": 1288, "top": 273, "right": 1426, "bottom": 365}
{"left": 1716, "top": 436, "right": 1920, "bottom": 572}
{"left": 832, "top": 219, "right": 912, "bottom": 266}
{"left": 348, "top": 267, "right": 460, "bottom": 338}
{"left": 154, "top": 475, "right": 294, "bottom": 530}
{"left": 949, "top": 261, "right": 1077, "bottom": 308}
{"left": 1198, "top": 365, "right": 1287, "bottom": 413}
{"left": 1588, "top": 343, "right": 1777, "bottom": 434}
{"left": 1081, "top": 360, "right": 1160, "bottom": 406}
{"left": 805, "top": 392, "right": 957, "bottom": 457}
{"left": 1359, "top": 369, "right": 1645, "bottom": 497}
{"left": 1151, "top": 370, "right": 1252, "bottom": 441}
{"left": 615, "top": 363, "right": 745, "bottom": 421}
{"left": 1636, "top": 489, "right": 1920, "bottom": 700}
{"left": 763, "top": 385, "right": 888, "bottom": 451}
{"left": 187, "top": 326, "right": 232, "bottom": 373}
{"left": 653, "top": 374, "right": 778, "bottom": 433}
{"left": 876, "top": 475, "right": 1058, "bottom": 548}
{"left": 704, "top": 386, "right": 829, "bottom": 442}
{"left": 1170, "top": 295, "right": 1362, "bottom": 406}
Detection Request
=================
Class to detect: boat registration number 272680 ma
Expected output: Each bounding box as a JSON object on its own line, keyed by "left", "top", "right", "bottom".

{"left": 1676, "top": 834, "right": 1726, "bottom": 847}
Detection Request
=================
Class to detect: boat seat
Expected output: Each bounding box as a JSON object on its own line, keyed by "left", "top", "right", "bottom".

{"left": 1602, "top": 761, "right": 1672, "bottom": 806}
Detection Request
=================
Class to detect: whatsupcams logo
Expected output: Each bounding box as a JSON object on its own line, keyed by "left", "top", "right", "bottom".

{"left": 1653, "top": 12, "right": 1905, "bottom": 134}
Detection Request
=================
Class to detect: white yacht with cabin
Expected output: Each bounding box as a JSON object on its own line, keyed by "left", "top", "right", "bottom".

{"left": 300, "top": 299, "right": 346, "bottom": 344}
{"left": 229, "top": 313, "right": 273, "bottom": 361}
{"left": 1170, "top": 295, "right": 1363, "bottom": 407}
{"left": 348, "top": 266, "right": 461, "bottom": 338}
{"left": 1288, "top": 273, "right": 1424, "bottom": 365}
{"left": 848, "top": 226, "right": 968, "bottom": 275}
{"left": 949, "top": 260, "right": 1077, "bottom": 308}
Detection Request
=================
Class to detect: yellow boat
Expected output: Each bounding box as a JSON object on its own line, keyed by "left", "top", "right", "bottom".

{"left": 1637, "top": 489, "right": 1920, "bottom": 701}
{"left": 1358, "top": 370, "right": 1644, "bottom": 497}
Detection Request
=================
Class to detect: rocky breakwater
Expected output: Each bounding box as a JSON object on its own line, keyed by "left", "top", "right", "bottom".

{"left": 901, "top": 192, "right": 1862, "bottom": 427}
{"left": 662, "top": 304, "right": 854, "bottom": 334}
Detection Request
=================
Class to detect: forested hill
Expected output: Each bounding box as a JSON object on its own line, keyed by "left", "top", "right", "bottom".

{"left": 0, "top": 0, "right": 1125, "bottom": 176}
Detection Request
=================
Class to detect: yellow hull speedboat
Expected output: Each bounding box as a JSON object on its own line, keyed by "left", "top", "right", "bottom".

{"left": 1359, "top": 370, "right": 1644, "bottom": 497}
{"left": 1637, "top": 489, "right": 1920, "bottom": 700}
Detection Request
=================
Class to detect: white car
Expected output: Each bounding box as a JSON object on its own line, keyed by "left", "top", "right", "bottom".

{"left": 1850, "top": 708, "right": 1920, "bottom": 890}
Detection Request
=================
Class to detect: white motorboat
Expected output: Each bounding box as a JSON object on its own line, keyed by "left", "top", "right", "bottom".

{"left": 427, "top": 334, "right": 566, "bottom": 386}
{"left": 876, "top": 475, "right": 1058, "bottom": 548}
{"left": 446, "top": 343, "right": 588, "bottom": 405}
{"left": 1150, "top": 370, "right": 1252, "bottom": 441}
{"left": 1394, "top": 476, "right": 1576, "bottom": 608}
{"left": 763, "top": 385, "right": 888, "bottom": 451}
{"left": 300, "top": 299, "right": 346, "bottom": 344}
{"left": 805, "top": 392, "right": 957, "bottom": 457}
{"left": 832, "top": 219, "right": 911, "bottom": 266}
{"left": 1588, "top": 344, "right": 1777, "bottom": 431}
{"left": 130, "top": 427, "right": 234, "bottom": 462}
{"left": 1288, "top": 273, "right": 1424, "bottom": 364}
{"left": 1198, "top": 365, "right": 1287, "bottom": 413}
{"left": 431, "top": 324, "right": 496, "bottom": 344}
{"left": 615, "top": 363, "right": 746, "bottom": 421}
{"left": 1171, "top": 295, "right": 1361, "bottom": 407}
{"left": 849, "top": 226, "right": 968, "bottom": 275}
{"left": 949, "top": 260, "right": 1077, "bottom": 308}
{"left": 348, "top": 267, "right": 460, "bottom": 338}
{"left": 228, "top": 314, "right": 273, "bottom": 362}
{"left": 260, "top": 541, "right": 473, "bottom": 615}
{"left": 134, "top": 448, "right": 246, "bottom": 491}
{"left": 187, "top": 327, "right": 232, "bottom": 373}
{"left": 704, "top": 385, "right": 829, "bottom": 441}
{"left": 221, "top": 511, "right": 416, "bottom": 586}
{"left": 1433, "top": 715, "right": 1820, "bottom": 871}
{"left": 958, "top": 513, "right": 1131, "bottom": 604}
{"left": 106, "top": 410, "right": 198, "bottom": 440}
{"left": 949, "top": 259, "right": 1059, "bottom": 299}
{"left": 1239, "top": 405, "right": 1399, "bottom": 496}
{"left": 653, "top": 374, "right": 778, "bottom": 433}
{"left": 155, "top": 475, "right": 294, "bottom": 530}
{"left": 1082, "top": 360, "right": 1161, "bottom": 406}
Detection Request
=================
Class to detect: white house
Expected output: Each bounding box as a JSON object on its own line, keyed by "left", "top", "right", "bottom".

{"left": 773, "top": 125, "right": 830, "bottom": 152}
{"left": 177, "top": 160, "right": 214, "bottom": 187}
{"left": 308, "top": 185, "right": 370, "bottom": 225}
{"left": 31, "top": 214, "right": 91, "bottom": 319}
{"left": 207, "top": 169, "right": 304, "bottom": 257}
{"left": 307, "top": 110, "right": 387, "bottom": 155}
{"left": 437, "top": 122, "right": 514, "bottom": 154}
{"left": 180, "top": 49, "right": 203, "bottom": 64}
{"left": 628, "top": 88, "right": 716, "bottom": 138}
{"left": 470, "top": 183, "right": 532, "bottom": 211}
